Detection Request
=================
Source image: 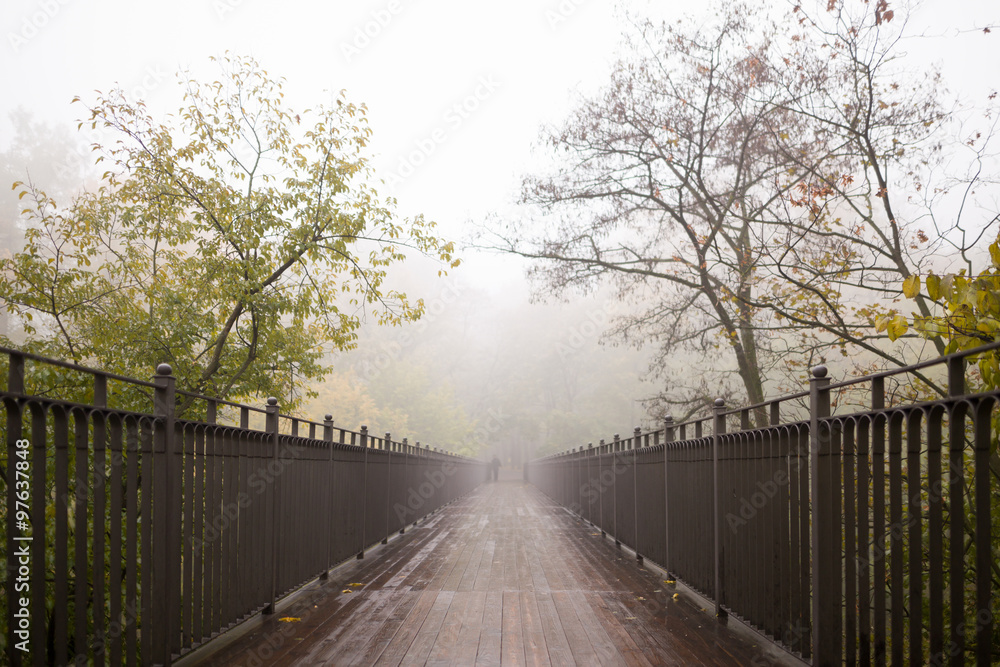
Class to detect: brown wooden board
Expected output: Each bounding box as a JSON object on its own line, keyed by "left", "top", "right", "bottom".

{"left": 199, "top": 481, "right": 794, "bottom": 666}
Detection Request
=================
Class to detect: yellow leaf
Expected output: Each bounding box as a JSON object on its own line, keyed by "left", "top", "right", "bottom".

{"left": 278, "top": 617, "right": 301, "bottom": 622}
{"left": 926, "top": 273, "right": 941, "bottom": 300}
{"left": 886, "top": 315, "right": 909, "bottom": 341}
{"left": 902, "top": 275, "right": 920, "bottom": 299}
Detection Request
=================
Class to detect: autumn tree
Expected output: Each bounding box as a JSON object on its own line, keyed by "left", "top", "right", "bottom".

{"left": 490, "top": 0, "right": 997, "bottom": 419}
{"left": 0, "top": 55, "right": 458, "bottom": 412}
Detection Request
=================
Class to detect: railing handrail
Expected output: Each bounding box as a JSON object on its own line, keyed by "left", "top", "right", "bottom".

{"left": 532, "top": 339, "right": 1000, "bottom": 462}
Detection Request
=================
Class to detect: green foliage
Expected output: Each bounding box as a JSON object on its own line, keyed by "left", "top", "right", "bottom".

{"left": 910, "top": 231, "right": 1000, "bottom": 388}
{"left": 0, "top": 54, "right": 458, "bottom": 412}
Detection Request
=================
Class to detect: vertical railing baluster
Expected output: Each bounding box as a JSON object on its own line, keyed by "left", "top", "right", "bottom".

{"left": 152, "top": 363, "right": 179, "bottom": 664}
{"left": 712, "top": 398, "right": 726, "bottom": 618}
{"left": 322, "top": 415, "right": 334, "bottom": 577}
{"left": 383, "top": 432, "right": 392, "bottom": 545}
{"left": 358, "top": 425, "right": 368, "bottom": 559}
{"left": 663, "top": 416, "right": 673, "bottom": 579}
{"left": 809, "top": 365, "right": 838, "bottom": 666}
{"left": 946, "top": 355, "right": 966, "bottom": 667}
{"left": 263, "top": 397, "right": 279, "bottom": 615}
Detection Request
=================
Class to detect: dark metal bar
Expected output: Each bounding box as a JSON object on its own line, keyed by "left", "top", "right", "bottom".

{"left": 946, "top": 358, "right": 965, "bottom": 667}
{"left": 359, "top": 425, "right": 369, "bottom": 559}
{"left": 74, "top": 410, "right": 91, "bottom": 664}
{"left": 972, "top": 399, "right": 992, "bottom": 667}
{"left": 53, "top": 407, "right": 69, "bottom": 666}
{"left": 906, "top": 410, "right": 923, "bottom": 666}
{"left": 29, "top": 403, "right": 47, "bottom": 665}
{"left": 663, "top": 416, "right": 672, "bottom": 578}
{"left": 108, "top": 416, "right": 124, "bottom": 666}
{"left": 926, "top": 406, "right": 944, "bottom": 662}
{"left": 264, "top": 397, "right": 280, "bottom": 615}
{"left": 152, "top": 363, "right": 179, "bottom": 664}
{"left": 842, "top": 420, "right": 856, "bottom": 665}
{"left": 323, "top": 416, "right": 334, "bottom": 576}
{"left": 712, "top": 398, "right": 726, "bottom": 618}
{"left": 888, "top": 412, "right": 904, "bottom": 666}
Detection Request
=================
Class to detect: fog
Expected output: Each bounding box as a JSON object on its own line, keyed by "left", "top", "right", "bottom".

{"left": 1, "top": 0, "right": 996, "bottom": 462}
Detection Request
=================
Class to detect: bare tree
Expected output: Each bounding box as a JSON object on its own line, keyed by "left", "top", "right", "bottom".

{"left": 487, "top": 0, "right": 998, "bottom": 418}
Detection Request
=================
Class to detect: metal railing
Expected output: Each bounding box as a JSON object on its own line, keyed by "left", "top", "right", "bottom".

{"left": 0, "top": 347, "right": 487, "bottom": 666}
{"left": 527, "top": 343, "right": 1000, "bottom": 666}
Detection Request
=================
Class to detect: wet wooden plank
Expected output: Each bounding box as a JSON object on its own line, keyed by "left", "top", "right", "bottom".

{"left": 501, "top": 590, "right": 526, "bottom": 665}
{"left": 373, "top": 591, "right": 438, "bottom": 666}
{"left": 453, "top": 590, "right": 487, "bottom": 664}
{"left": 535, "top": 592, "right": 574, "bottom": 666}
{"left": 202, "top": 481, "right": 793, "bottom": 667}
{"left": 476, "top": 590, "right": 503, "bottom": 666}
{"left": 519, "top": 591, "right": 550, "bottom": 666}
{"left": 397, "top": 591, "right": 454, "bottom": 666}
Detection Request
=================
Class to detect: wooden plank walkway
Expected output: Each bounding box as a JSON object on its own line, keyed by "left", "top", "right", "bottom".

{"left": 192, "top": 478, "right": 791, "bottom": 666}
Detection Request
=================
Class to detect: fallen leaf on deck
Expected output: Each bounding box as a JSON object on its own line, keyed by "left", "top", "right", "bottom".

{"left": 672, "top": 593, "right": 679, "bottom": 600}
{"left": 278, "top": 617, "right": 300, "bottom": 622}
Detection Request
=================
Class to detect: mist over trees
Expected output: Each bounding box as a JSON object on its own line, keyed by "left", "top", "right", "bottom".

{"left": 304, "top": 268, "right": 654, "bottom": 459}
{"left": 488, "top": 0, "right": 999, "bottom": 421}
{"left": 0, "top": 55, "right": 458, "bottom": 415}
{"left": 0, "top": 0, "right": 995, "bottom": 456}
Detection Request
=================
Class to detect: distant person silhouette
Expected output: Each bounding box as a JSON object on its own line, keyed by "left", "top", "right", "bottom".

{"left": 490, "top": 455, "right": 501, "bottom": 482}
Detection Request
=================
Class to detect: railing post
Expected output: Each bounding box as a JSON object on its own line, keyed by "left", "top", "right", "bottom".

{"left": 809, "top": 365, "right": 837, "bottom": 665}
{"left": 599, "top": 439, "right": 606, "bottom": 537}
{"left": 322, "top": 415, "right": 334, "bottom": 578}
{"left": 663, "top": 415, "right": 673, "bottom": 578}
{"left": 613, "top": 434, "right": 620, "bottom": 547}
{"left": 383, "top": 432, "right": 391, "bottom": 544}
{"left": 400, "top": 438, "right": 408, "bottom": 533}
{"left": 152, "top": 363, "right": 179, "bottom": 663}
{"left": 263, "top": 397, "right": 280, "bottom": 614}
{"left": 633, "top": 427, "right": 641, "bottom": 562}
{"left": 946, "top": 355, "right": 966, "bottom": 661}
{"left": 358, "top": 425, "right": 368, "bottom": 559}
{"left": 712, "top": 398, "right": 726, "bottom": 619}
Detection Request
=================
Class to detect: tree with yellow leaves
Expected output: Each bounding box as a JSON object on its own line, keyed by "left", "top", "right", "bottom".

{"left": 0, "top": 55, "right": 458, "bottom": 412}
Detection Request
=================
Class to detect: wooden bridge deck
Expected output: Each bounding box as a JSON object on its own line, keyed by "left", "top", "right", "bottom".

{"left": 193, "top": 477, "right": 790, "bottom": 666}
